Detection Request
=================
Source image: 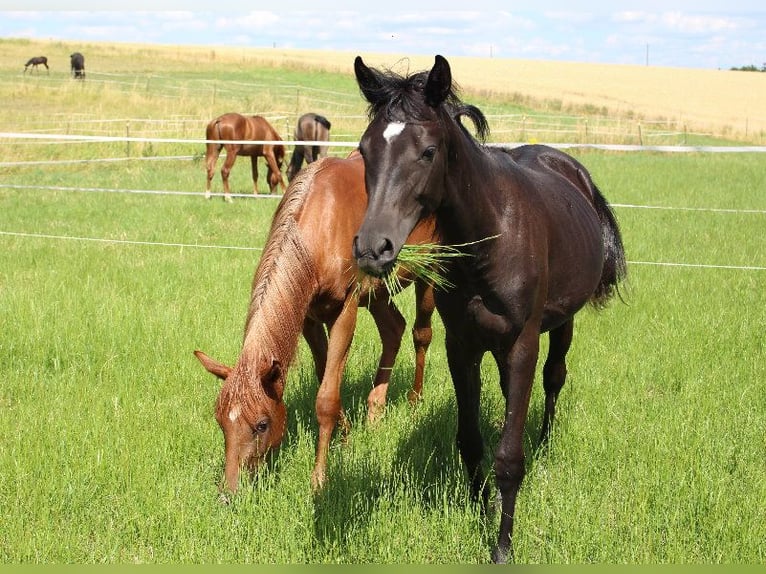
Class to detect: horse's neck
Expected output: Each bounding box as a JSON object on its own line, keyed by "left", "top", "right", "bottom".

{"left": 441, "top": 145, "right": 504, "bottom": 244}
{"left": 242, "top": 217, "right": 318, "bottom": 367}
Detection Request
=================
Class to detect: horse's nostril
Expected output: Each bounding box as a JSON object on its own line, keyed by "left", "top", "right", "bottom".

{"left": 378, "top": 237, "right": 394, "bottom": 257}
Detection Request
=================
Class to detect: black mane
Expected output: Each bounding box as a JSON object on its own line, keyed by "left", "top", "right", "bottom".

{"left": 359, "top": 65, "right": 490, "bottom": 143}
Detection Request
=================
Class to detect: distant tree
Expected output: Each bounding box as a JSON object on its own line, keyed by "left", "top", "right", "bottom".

{"left": 730, "top": 64, "right": 764, "bottom": 72}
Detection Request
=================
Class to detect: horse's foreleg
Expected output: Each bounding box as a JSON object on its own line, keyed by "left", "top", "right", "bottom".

{"left": 311, "top": 298, "right": 357, "bottom": 491}
{"left": 492, "top": 322, "right": 540, "bottom": 564}
{"left": 302, "top": 317, "right": 328, "bottom": 382}
{"left": 221, "top": 147, "right": 238, "bottom": 202}
{"left": 539, "top": 319, "right": 574, "bottom": 445}
{"left": 409, "top": 280, "right": 435, "bottom": 404}
{"left": 446, "top": 332, "right": 486, "bottom": 505}
{"left": 287, "top": 149, "right": 303, "bottom": 181}
{"left": 365, "top": 295, "right": 406, "bottom": 422}
{"left": 249, "top": 155, "right": 260, "bottom": 195}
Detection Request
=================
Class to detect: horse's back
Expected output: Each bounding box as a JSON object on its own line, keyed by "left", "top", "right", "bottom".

{"left": 507, "top": 145, "right": 598, "bottom": 203}
{"left": 490, "top": 145, "right": 607, "bottom": 326}
{"left": 297, "top": 155, "right": 367, "bottom": 251}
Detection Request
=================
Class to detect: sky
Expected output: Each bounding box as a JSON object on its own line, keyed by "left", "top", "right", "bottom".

{"left": 2, "top": 2, "right": 765, "bottom": 70}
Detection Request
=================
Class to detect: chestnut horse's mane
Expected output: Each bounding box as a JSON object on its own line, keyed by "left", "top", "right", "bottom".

{"left": 217, "top": 167, "right": 320, "bottom": 421}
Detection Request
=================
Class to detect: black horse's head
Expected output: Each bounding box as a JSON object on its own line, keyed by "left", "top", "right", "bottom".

{"left": 352, "top": 55, "right": 487, "bottom": 277}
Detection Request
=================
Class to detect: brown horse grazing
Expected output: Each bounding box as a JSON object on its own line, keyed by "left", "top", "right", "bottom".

{"left": 24, "top": 56, "right": 48, "bottom": 73}
{"left": 204, "top": 113, "right": 287, "bottom": 201}
{"left": 194, "top": 152, "right": 438, "bottom": 493}
{"left": 352, "top": 55, "right": 627, "bottom": 562}
{"left": 286, "top": 113, "right": 332, "bottom": 180}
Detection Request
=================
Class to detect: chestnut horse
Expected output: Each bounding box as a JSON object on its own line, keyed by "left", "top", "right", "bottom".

{"left": 352, "top": 55, "right": 627, "bottom": 562}
{"left": 204, "top": 113, "right": 287, "bottom": 201}
{"left": 195, "top": 152, "right": 438, "bottom": 493}
{"left": 286, "top": 113, "right": 332, "bottom": 180}
{"left": 24, "top": 56, "right": 48, "bottom": 73}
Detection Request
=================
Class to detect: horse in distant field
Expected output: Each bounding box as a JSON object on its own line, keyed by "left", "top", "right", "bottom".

{"left": 352, "top": 54, "right": 627, "bottom": 563}
{"left": 70, "top": 52, "right": 85, "bottom": 79}
{"left": 205, "top": 113, "right": 287, "bottom": 201}
{"left": 286, "top": 113, "right": 332, "bottom": 180}
{"left": 195, "top": 152, "right": 438, "bottom": 493}
{"left": 24, "top": 56, "right": 48, "bottom": 73}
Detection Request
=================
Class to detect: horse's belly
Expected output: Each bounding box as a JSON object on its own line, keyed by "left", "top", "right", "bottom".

{"left": 238, "top": 144, "right": 263, "bottom": 156}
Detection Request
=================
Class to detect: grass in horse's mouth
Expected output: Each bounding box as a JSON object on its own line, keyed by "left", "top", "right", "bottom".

{"left": 353, "top": 242, "right": 465, "bottom": 302}
{"left": 354, "top": 236, "right": 500, "bottom": 301}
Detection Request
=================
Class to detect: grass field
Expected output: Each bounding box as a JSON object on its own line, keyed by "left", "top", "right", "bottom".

{"left": 1, "top": 37, "right": 765, "bottom": 564}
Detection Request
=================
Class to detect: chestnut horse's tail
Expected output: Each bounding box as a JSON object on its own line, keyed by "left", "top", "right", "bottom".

{"left": 590, "top": 183, "right": 627, "bottom": 308}
{"left": 206, "top": 119, "right": 224, "bottom": 153}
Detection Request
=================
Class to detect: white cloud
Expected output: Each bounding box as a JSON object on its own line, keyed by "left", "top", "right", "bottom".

{"left": 660, "top": 12, "right": 740, "bottom": 33}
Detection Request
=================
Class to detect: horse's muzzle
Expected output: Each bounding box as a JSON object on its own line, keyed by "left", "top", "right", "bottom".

{"left": 352, "top": 235, "right": 397, "bottom": 278}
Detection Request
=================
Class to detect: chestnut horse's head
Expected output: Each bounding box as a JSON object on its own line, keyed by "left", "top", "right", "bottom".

{"left": 194, "top": 349, "right": 287, "bottom": 493}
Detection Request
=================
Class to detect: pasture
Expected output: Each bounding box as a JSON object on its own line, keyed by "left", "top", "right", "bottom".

{"left": 1, "top": 38, "right": 765, "bottom": 563}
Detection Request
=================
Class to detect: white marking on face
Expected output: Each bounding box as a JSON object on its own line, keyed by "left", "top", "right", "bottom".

{"left": 228, "top": 405, "right": 241, "bottom": 422}
{"left": 383, "top": 122, "right": 406, "bottom": 143}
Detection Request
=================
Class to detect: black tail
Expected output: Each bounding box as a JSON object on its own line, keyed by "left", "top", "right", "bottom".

{"left": 313, "top": 114, "right": 331, "bottom": 130}
{"left": 591, "top": 184, "right": 627, "bottom": 308}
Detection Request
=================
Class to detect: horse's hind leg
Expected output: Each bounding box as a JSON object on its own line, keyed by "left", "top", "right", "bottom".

{"left": 220, "top": 146, "right": 238, "bottom": 202}
{"left": 539, "top": 318, "right": 574, "bottom": 445}
{"left": 204, "top": 144, "right": 221, "bottom": 200}
{"left": 409, "top": 280, "right": 435, "bottom": 404}
{"left": 365, "top": 294, "right": 406, "bottom": 422}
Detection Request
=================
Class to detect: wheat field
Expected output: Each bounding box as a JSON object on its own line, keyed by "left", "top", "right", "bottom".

{"left": 2, "top": 37, "right": 765, "bottom": 141}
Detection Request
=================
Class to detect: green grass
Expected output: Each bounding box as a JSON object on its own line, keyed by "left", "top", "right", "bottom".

{"left": 2, "top": 152, "right": 765, "bottom": 563}
{"left": 1, "top": 39, "right": 765, "bottom": 563}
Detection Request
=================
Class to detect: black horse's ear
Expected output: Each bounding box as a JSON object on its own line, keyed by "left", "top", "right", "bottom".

{"left": 425, "top": 54, "right": 452, "bottom": 108}
{"left": 354, "top": 56, "right": 380, "bottom": 104}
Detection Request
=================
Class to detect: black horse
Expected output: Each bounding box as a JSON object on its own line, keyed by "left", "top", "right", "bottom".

{"left": 352, "top": 55, "right": 627, "bottom": 563}
{"left": 70, "top": 52, "right": 85, "bottom": 79}
{"left": 24, "top": 56, "right": 48, "bottom": 73}
{"left": 286, "top": 113, "right": 332, "bottom": 180}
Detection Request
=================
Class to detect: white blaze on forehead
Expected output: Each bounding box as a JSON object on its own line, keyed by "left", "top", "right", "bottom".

{"left": 383, "top": 122, "right": 406, "bottom": 142}
{"left": 228, "top": 405, "right": 241, "bottom": 422}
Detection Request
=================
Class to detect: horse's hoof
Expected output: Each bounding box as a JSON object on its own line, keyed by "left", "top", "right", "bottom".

{"left": 407, "top": 389, "right": 422, "bottom": 406}
{"left": 310, "top": 470, "right": 326, "bottom": 493}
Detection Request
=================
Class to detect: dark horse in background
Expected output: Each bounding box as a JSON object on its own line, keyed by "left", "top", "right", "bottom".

{"left": 286, "top": 113, "right": 332, "bottom": 180}
{"left": 205, "top": 112, "right": 287, "bottom": 201}
{"left": 70, "top": 52, "right": 85, "bottom": 79}
{"left": 24, "top": 56, "right": 48, "bottom": 73}
{"left": 352, "top": 55, "right": 627, "bottom": 563}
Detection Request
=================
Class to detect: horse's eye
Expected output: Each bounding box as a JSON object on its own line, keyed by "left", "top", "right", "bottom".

{"left": 253, "top": 420, "right": 269, "bottom": 434}
{"left": 421, "top": 146, "right": 437, "bottom": 162}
